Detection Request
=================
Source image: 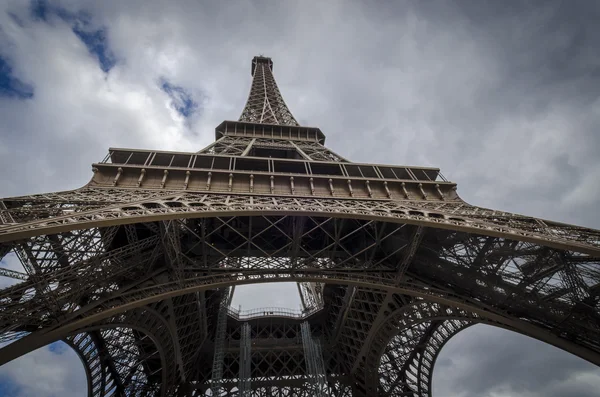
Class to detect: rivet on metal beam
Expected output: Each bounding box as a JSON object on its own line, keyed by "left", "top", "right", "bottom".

{"left": 290, "top": 176, "right": 295, "bottom": 195}
{"left": 384, "top": 181, "right": 392, "bottom": 198}
{"left": 435, "top": 184, "right": 444, "bottom": 200}
{"left": 183, "top": 170, "right": 190, "bottom": 190}
{"left": 206, "top": 172, "right": 212, "bottom": 191}
{"left": 328, "top": 179, "right": 335, "bottom": 196}
{"left": 309, "top": 178, "right": 315, "bottom": 195}
{"left": 418, "top": 183, "right": 427, "bottom": 199}
{"left": 228, "top": 173, "right": 234, "bottom": 192}
{"left": 160, "top": 169, "right": 169, "bottom": 188}
{"left": 401, "top": 182, "right": 410, "bottom": 199}
{"left": 270, "top": 175, "right": 275, "bottom": 194}
{"left": 249, "top": 174, "right": 254, "bottom": 193}
{"left": 137, "top": 168, "right": 146, "bottom": 187}
{"left": 113, "top": 167, "right": 123, "bottom": 186}
{"left": 347, "top": 180, "right": 354, "bottom": 197}
{"left": 366, "top": 180, "right": 373, "bottom": 197}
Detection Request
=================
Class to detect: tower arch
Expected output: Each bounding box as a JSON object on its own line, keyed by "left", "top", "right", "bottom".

{"left": 0, "top": 56, "right": 599, "bottom": 395}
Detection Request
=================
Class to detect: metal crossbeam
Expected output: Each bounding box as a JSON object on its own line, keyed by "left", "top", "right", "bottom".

{"left": 0, "top": 55, "right": 599, "bottom": 397}
{"left": 0, "top": 267, "right": 27, "bottom": 281}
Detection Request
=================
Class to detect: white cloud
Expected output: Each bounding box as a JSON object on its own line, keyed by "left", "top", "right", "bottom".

{"left": 231, "top": 282, "right": 303, "bottom": 311}
{"left": 0, "top": 3, "right": 200, "bottom": 197}
{"left": 0, "top": 342, "right": 86, "bottom": 397}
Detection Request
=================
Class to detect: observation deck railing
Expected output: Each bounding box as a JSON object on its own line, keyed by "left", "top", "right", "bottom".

{"left": 227, "top": 306, "right": 321, "bottom": 320}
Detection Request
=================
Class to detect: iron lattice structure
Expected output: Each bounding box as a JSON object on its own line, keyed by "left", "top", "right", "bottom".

{"left": 0, "top": 55, "right": 599, "bottom": 396}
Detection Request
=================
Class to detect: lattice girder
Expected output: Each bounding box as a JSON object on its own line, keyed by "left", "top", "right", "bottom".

{"left": 357, "top": 299, "right": 478, "bottom": 396}
{"left": 1, "top": 213, "right": 599, "bottom": 391}
{"left": 65, "top": 306, "right": 180, "bottom": 397}
{"left": 189, "top": 315, "right": 350, "bottom": 396}
{"left": 238, "top": 56, "right": 298, "bottom": 126}
{"left": 2, "top": 190, "right": 599, "bottom": 256}
{"left": 198, "top": 135, "right": 348, "bottom": 162}
{"left": 2, "top": 55, "right": 600, "bottom": 397}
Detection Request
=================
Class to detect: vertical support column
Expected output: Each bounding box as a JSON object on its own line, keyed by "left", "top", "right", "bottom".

{"left": 238, "top": 322, "right": 252, "bottom": 396}
{"left": 211, "top": 287, "right": 231, "bottom": 396}
{"left": 301, "top": 322, "right": 327, "bottom": 397}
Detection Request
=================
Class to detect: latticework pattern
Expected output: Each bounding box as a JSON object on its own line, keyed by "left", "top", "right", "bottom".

{"left": 0, "top": 56, "right": 599, "bottom": 397}
{"left": 238, "top": 57, "right": 299, "bottom": 126}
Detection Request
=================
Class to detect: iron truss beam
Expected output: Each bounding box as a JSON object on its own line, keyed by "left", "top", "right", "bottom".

{"left": 238, "top": 56, "right": 299, "bottom": 126}
{"left": 2, "top": 190, "right": 599, "bottom": 256}
{"left": 0, "top": 217, "right": 598, "bottom": 364}
{"left": 356, "top": 300, "right": 477, "bottom": 396}
{"left": 1, "top": 56, "right": 600, "bottom": 397}
{"left": 0, "top": 267, "right": 28, "bottom": 281}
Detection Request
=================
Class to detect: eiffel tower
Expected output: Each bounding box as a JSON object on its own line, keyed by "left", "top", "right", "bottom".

{"left": 0, "top": 55, "right": 599, "bottom": 397}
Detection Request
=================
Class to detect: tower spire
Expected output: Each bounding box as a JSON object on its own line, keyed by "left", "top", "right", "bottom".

{"left": 238, "top": 56, "right": 299, "bottom": 126}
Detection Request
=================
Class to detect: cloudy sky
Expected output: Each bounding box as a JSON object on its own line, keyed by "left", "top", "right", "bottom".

{"left": 0, "top": 0, "right": 599, "bottom": 396}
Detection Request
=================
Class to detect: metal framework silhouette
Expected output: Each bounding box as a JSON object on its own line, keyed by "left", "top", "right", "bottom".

{"left": 0, "top": 55, "right": 599, "bottom": 396}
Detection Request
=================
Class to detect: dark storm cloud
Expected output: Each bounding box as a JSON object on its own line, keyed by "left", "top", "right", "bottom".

{"left": 0, "top": 0, "right": 598, "bottom": 396}
{"left": 442, "top": 0, "right": 600, "bottom": 228}
{"left": 315, "top": 0, "right": 600, "bottom": 228}
{"left": 435, "top": 325, "right": 600, "bottom": 397}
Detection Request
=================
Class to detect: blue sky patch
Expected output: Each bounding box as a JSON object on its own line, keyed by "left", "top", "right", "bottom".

{"left": 72, "top": 26, "right": 116, "bottom": 73}
{"left": 0, "top": 377, "right": 18, "bottom": 397}
{"left": 30, "top": 0, "right": 48, "bottom": 21}
{"left": 47, "top": 341, "right": 68, "bottom": 354}
{"left": 161, "top": 80, "right": 199, "bottom": 118}
{"left": 0, "top": 55, "right": 34, "bottom": 99}
{"left": 30, "top": 0, "right": 72, "bottom": 23}
{"left": 29, "top": 0, "right": 116, "bottom": 73}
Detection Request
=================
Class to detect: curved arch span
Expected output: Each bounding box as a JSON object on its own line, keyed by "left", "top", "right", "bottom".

{"left": 430, "top": 324, "right": 600, "bottom": 397}
{"left": 1, "top": 192, "right": 598, "bottom": 255}
{"left": 47, "top": 306, "right": 177, "bottom": 397}
{"left": 378, "top": 320, "right": 471, "bottom": 396}
{"left": 2, "top": 276, "right": 599, "bottom": 376}
{"left": 355, "top": 298, "right": 597, "bottom": 396}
